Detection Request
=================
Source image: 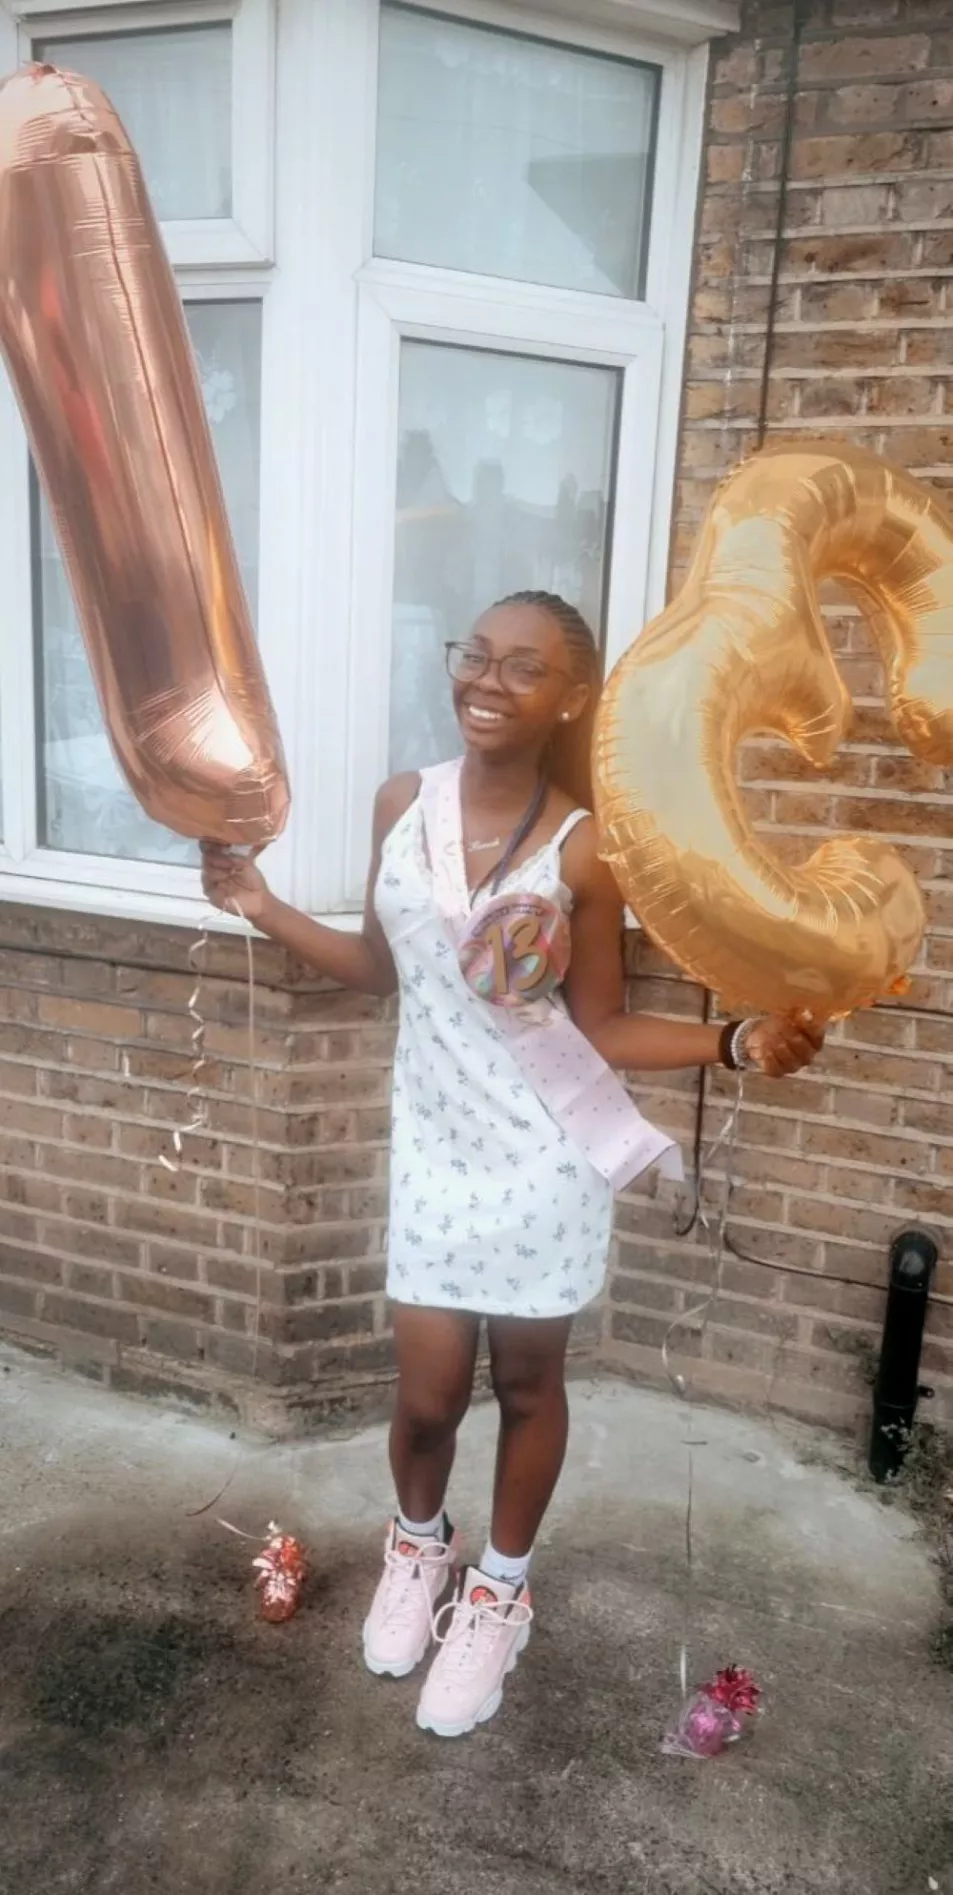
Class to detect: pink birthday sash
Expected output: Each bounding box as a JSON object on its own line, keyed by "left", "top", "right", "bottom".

{"left": 418, "top": 760, "right": 682, "bottom": 1194}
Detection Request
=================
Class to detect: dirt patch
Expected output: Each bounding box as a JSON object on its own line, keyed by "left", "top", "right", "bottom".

{"left": 897, "top": 1423, "right": 953, "bottom": 1669}
{"left": 1, "top": 1503, "right": 951, "bottom": 1895}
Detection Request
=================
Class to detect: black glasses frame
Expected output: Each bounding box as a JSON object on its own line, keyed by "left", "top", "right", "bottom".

{"left": 444, "top": 641, "right": 572, "bottom": 695}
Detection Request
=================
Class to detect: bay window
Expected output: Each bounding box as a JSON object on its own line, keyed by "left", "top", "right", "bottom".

{"left": 0, "top": 0, "right": 736, "bottom": 924}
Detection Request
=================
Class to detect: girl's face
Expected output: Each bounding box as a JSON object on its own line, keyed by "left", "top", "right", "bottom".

{"left": 449, "top": 604, "right": 589, "bottom": 759}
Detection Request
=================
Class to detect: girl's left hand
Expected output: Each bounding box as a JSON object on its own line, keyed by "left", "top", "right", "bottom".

{"left": 746, "top": 1011, "right": 825, "bottom": 1079}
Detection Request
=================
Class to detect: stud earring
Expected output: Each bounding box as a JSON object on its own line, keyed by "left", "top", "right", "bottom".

{"left": 561, "top": 712, "right": 571, "bottom": 721}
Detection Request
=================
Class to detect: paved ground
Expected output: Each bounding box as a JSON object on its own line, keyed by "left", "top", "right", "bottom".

{"left": 1, "top": 1343, "right": 950, "bottom": 1895}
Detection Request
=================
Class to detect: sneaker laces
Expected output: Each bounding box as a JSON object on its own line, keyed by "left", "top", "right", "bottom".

{"left": 430, "top": 1589, "right": 533, "bottom": 1680}
{"left": 377, "top": 1537, "right": 453, "bottom": 1633}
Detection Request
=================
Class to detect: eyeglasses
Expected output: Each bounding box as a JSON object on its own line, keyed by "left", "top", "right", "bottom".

{"left": 445, "top": 642, "right": 570, "bottom": 697}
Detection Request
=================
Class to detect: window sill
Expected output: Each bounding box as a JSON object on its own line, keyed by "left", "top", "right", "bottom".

{"left": 0, "top": 869, "right": 365, "bottom": 936}
{"left": 0, "top": 868, "right": 643, "bottom": 942}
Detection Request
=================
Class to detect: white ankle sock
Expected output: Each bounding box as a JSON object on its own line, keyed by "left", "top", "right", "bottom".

{"left": 479, "top": 1540, "right": 532, "bottom": 1589}
{"left": 397, "top": 1507, "right": 446, "bottom": 1541}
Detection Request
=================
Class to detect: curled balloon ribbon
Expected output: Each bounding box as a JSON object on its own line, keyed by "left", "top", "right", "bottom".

{"left": 595, "top": 443, "right": 953, "bottom": 1019}
{"left": 661, "top": 1078, "right": 745, "bottom": 1705}
{"left": 0, "top": 64, "right": 289, "bottom": 847}
{"left": 159, "top": 933, "right": 209, "bottom": 1173}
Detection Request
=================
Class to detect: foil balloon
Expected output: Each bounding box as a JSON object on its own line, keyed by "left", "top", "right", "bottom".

{"left": 0, "top": 65, "right": 289, "bottom": 847}
{"left": 252, "top": 1522, "right": 307, "bottom": 1624}
{"left": 662, "top": 1665, "right": 762, "bottom": 1761}
{"left": 595, "top": 443, "right": 953, "bottom": 1019}
{"left": 458, "top": 893, "right": 571, "bottom": 1007}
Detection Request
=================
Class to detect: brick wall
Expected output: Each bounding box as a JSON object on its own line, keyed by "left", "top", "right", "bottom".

{"left": 1, "top": 0, "right": 951, "bottom": 1436}
{"left": 0, "top": 900, "right": 602, "bottom": 1432}
{"left": 606, "top": 0, "right": 953, "bottom": 1428}
{"left": 0, "top": 904, "right": 402, "bottom": 1432}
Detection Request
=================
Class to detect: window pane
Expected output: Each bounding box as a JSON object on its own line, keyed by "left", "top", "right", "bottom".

{"left": 36, "top": 25, "right": 232, "bottom": 221}
{"left": 34, "top": 301, "right": 262, "bottom": 865}
{"left": 389, "top": 341, "right": 619, "bottom": 774}
{"left": 375, "top": 6, "right": 658, "bottom": 298}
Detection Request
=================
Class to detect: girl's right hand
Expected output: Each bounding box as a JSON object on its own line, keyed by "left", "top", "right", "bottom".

{"left": 200, "top": 843, "right": 273, "bottom": 925}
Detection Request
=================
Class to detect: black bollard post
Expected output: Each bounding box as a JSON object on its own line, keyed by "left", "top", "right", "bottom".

{"left": 869, "top": 1228, "right": 938, "bottom": 1483}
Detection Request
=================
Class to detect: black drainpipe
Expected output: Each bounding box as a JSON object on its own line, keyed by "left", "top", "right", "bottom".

{"left": 868, "top": 1228, "right": 938, "bottom": 1483}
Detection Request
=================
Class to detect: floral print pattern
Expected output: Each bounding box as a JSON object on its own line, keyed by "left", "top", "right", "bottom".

{"left": 375, "top": 794, "right": 612, "bottom": 1318}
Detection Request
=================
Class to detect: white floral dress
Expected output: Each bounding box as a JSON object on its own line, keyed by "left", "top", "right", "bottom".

{"left": 375, "top": 783, "right": 613, "bottom": 1319}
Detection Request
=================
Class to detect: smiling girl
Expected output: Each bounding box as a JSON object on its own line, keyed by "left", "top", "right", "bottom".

{"left": 202, "top": 590, "right": 822, "bottom": 1740}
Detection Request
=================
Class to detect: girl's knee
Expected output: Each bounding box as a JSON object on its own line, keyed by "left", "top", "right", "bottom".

{"left": 491, "top": 1353, "right": 566, "bottom": 1423}
{"left": 395, "top": 1380, "right": 471, "bottom": 1451}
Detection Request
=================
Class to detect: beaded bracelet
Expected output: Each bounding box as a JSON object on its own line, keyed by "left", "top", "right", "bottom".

{"left": 719, "top": 1019, "right": 759, "bottom": 1072}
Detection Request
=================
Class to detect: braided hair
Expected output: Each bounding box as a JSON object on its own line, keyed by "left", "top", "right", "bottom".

{"left": 491, "top": 589, "right": 602, "bottom": 811}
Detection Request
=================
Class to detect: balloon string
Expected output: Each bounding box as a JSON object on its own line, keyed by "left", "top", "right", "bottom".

{"left": 184, "top": 894, "right": 266, "bottom": 1520}
{"left": 159, "top": 930, "right": 210, "bottom": 1171}
{"left": 661, "top": 1073, "right": 745, "bottom": 1702}
{"left": 241, "top": 910, "right": 263, "bottom": 1384}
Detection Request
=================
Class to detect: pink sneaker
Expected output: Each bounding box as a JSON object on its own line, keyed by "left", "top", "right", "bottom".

{"left": 415, "top": 1568, "right": 533, "bottom": 1738}
{"left": 362, "top": 1521, "right": 459, "bottom": 1679}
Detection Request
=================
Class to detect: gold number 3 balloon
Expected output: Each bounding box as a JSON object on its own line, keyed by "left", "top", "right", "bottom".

{"left": 594, "top": 444, "right": 953, "bottom": 1020}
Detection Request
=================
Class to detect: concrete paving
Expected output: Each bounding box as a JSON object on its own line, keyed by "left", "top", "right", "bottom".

{"left": 0, "top": 1341, "right": 950, "bottom": 1895}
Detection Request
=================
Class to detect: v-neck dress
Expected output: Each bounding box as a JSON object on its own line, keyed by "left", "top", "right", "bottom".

{"left": 374, "top": 770, "right": 614, "bottom": 1318}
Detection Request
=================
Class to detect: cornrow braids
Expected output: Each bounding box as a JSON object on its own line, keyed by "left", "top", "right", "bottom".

{"left": 491, "top": 589, "right": 602, "bottom": 810}
{"left": 494, "top": 589, "right": 599, "bottom": 683}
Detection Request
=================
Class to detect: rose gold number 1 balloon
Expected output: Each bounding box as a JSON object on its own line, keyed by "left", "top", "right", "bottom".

{"left": 0, "top": 64, "right": 290, "bottom": 848}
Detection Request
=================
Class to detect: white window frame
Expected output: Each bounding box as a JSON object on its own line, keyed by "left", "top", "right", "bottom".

{"left": 9, "top": 0, "right": 276, "bottom": 264}
{"left": 342, "top": 268, "right": 664, "bottom": 903}
{"left": 329, "top": 0, "right": 710, "bottom": 904}
{"left": 0, "top": 0, "right": 727, "bottom": 928}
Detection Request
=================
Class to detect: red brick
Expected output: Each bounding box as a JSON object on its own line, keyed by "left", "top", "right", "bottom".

{"left": 0, "top": 1242, "right": 62, "bottom": 1286}
{"left": 903, "top": 1098, "right": 953, "bottom": 1137}
{"left": 771, "top": 329, "right": 900, "bottom": 369}
{"left": 140, "top": 1317, "right": 206, "bottom": 1361}
{"left": 118, "top": 1274, "right": 214, "bottom": 1323}
{"left": 36, "top": 995, "right": 142, "bottom": 1038}
{"left": 282, "top": 1298, "right": 376, "bottom": 1345}
{"left": 0, "top": 1060, "right": 37, "bottom": 1097}
{"left": 202, "top": 1257, "right": 260, "bottom": 1297}
{"left": 609, "top": 1273, "right": 681, "bottom": 1313}
{"left": 798, "top": 35, "right": 930, "bottom": 80}
{"left": 906, "top": 330, "right": 953, "bottom": 367}
{"left": 113, "top": 1198, "right": 222, "bottom": 1243}
{"left": 44, "top": 1147, "right": 141, "bottom": 1194}
{"left": 40, "top": 1293, "right": 140, "bottom": 1345}
{"left": 791, "top": 132, "right": 922, "bottom": 181}
{"left": 64, "top": 1263, "right": 114, "bottom": 1301}
{"left": 822, "top": 83, "right": 902, "bottom": 128}
{"left": 0, "top": 1280, "right": 38, "bottom": 1320}
{"left": 611, "top": 1310, "right": 701, "bottom": 1356}
{"left": 903, "top": 78, "right": 953, "bottom": 120}
{"left": 865, "top": 377, "right": 942, "bottom": 418}
{"left": 787, "top": 1195, "right": 896, "bottom": 1245}
{"left": 834, "top": 793, "right": 953, "bottom": 835}
{"left": 831, "top": 1086, "right": 901, "bottom": 1128}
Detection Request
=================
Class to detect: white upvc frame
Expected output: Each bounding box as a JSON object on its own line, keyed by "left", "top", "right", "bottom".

{"left": 0, "top": 276, "right": 277, "bottom": 904}
{"left": 6, "top": 0, "right": 276, "bottom": 265}
{"left": 0, "top": 0, "right": 281, "bottom": 919}
{"left": 0, "top": 0, "right": 719, "bottom": 929}
{"left": 342, "top": 264, "right": 664, "bottom": 903}
{"left": 333, "top": 0, "right": 703, "bottom": 905}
